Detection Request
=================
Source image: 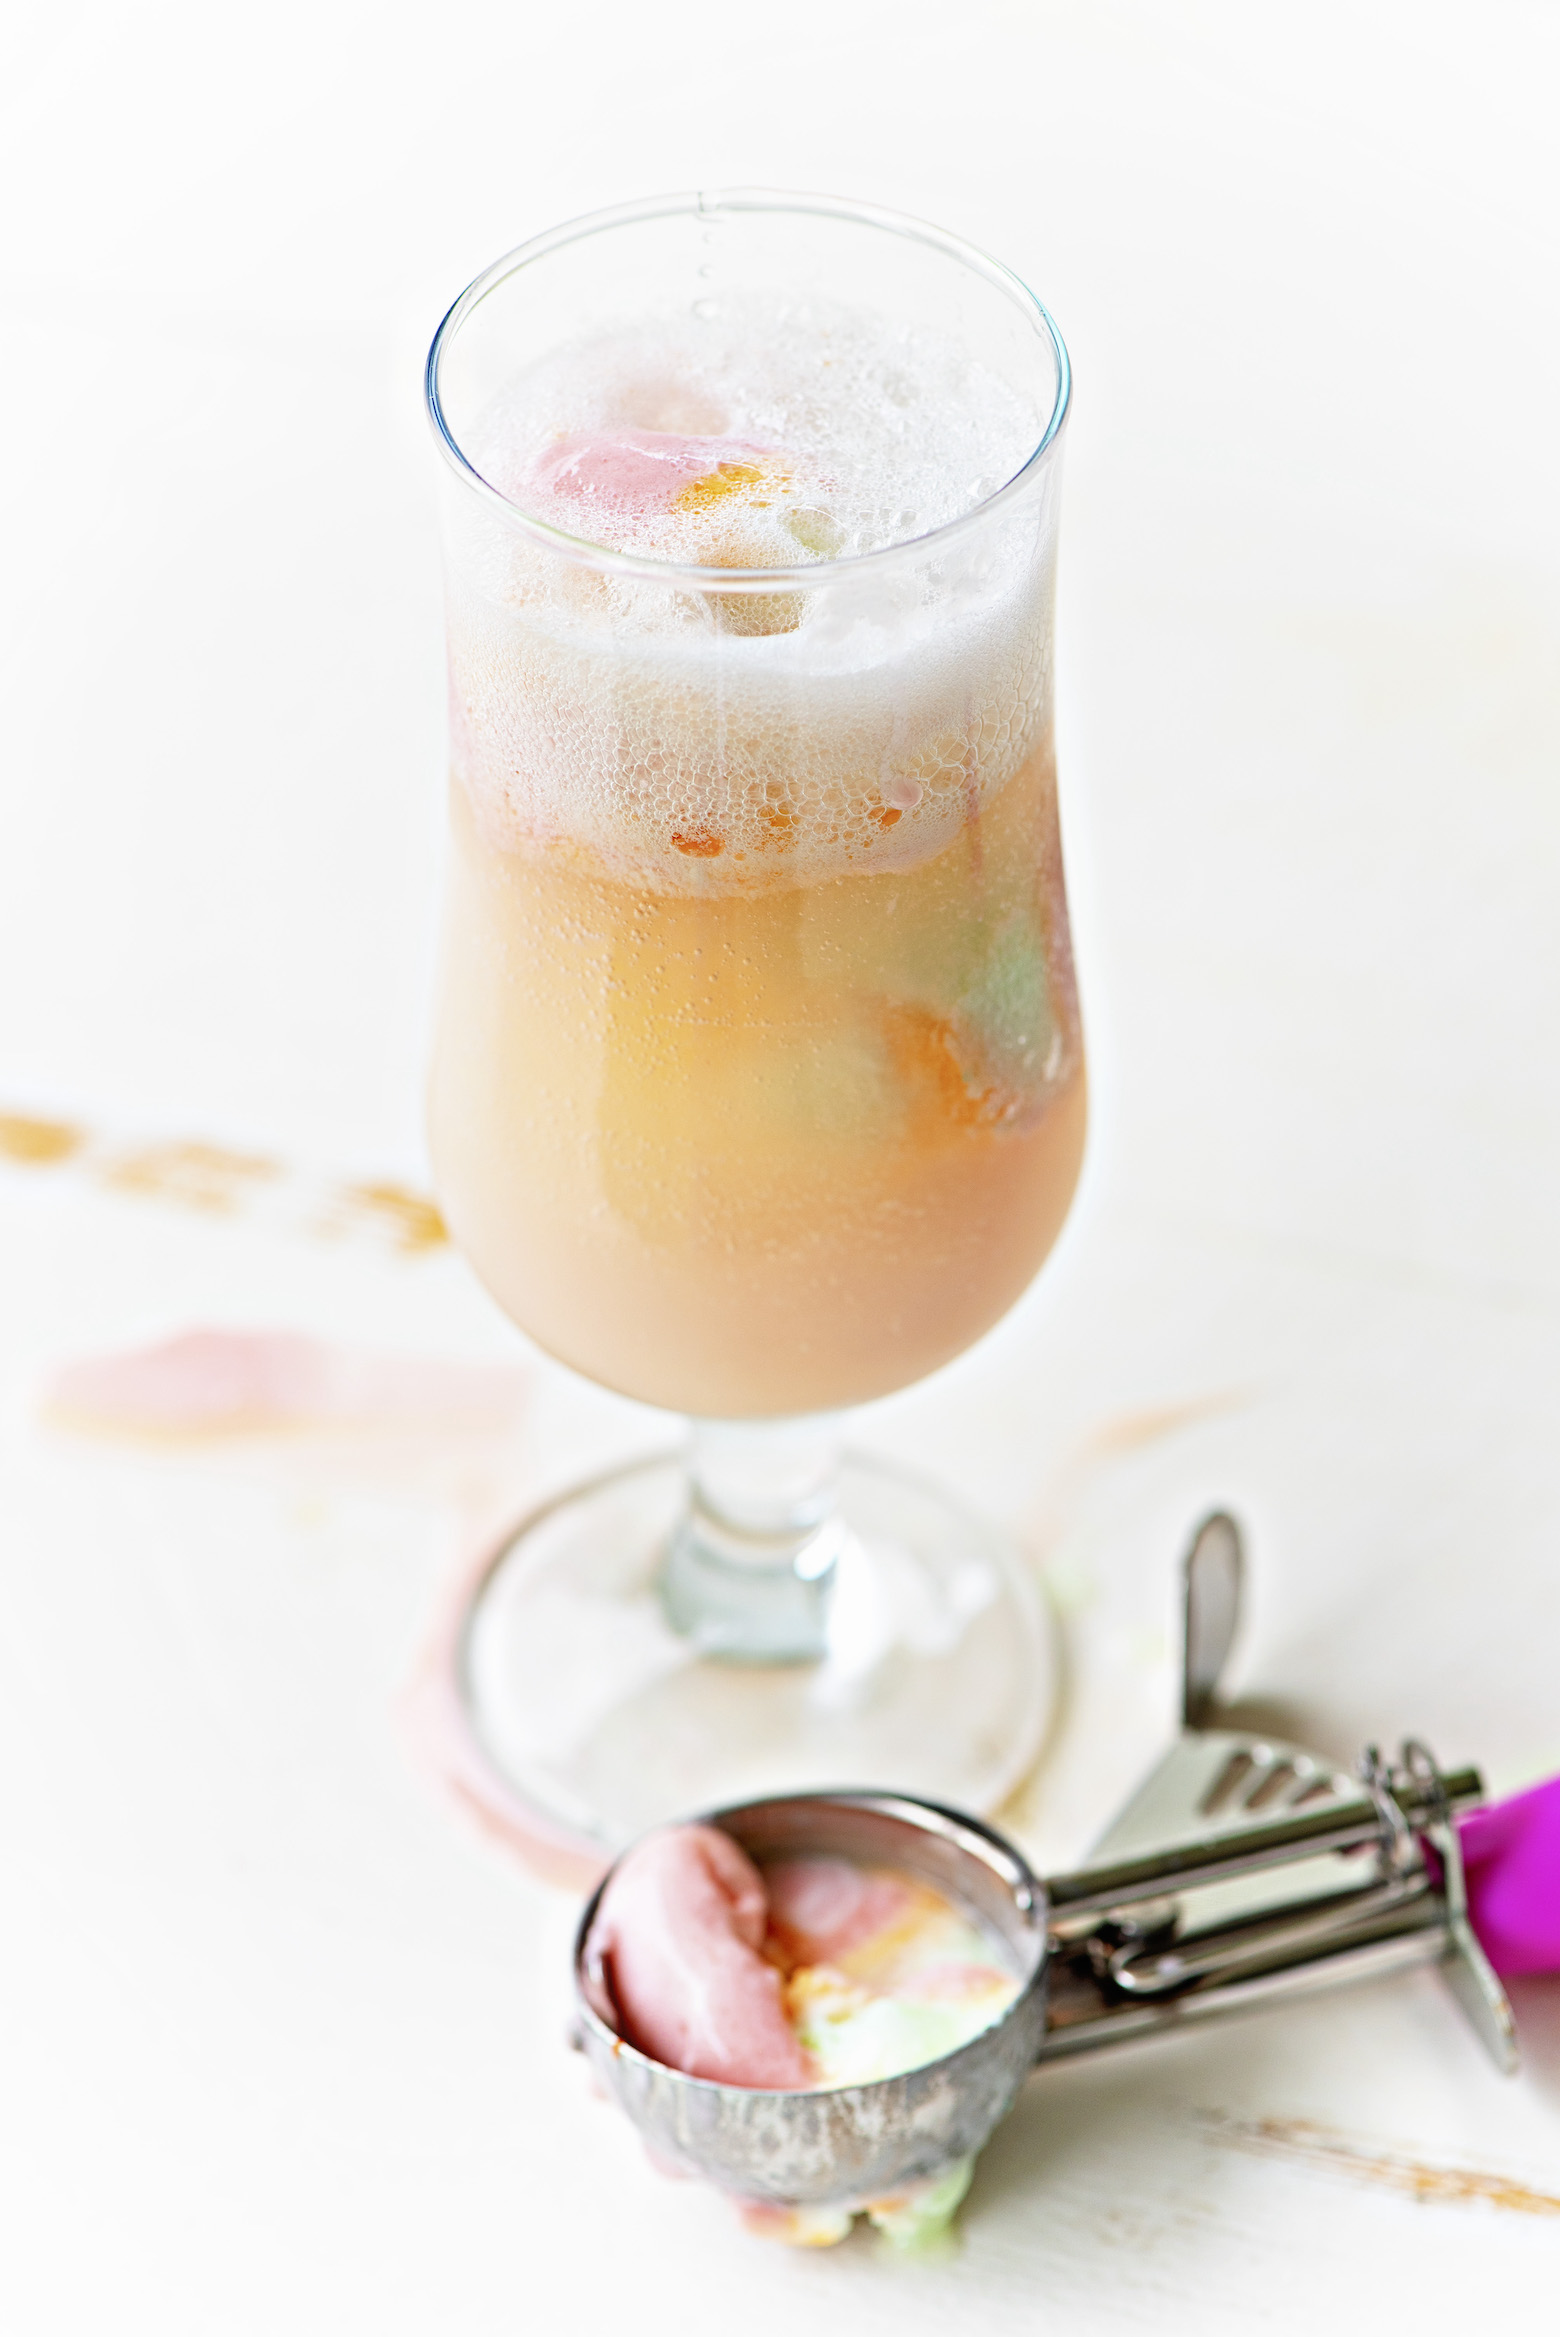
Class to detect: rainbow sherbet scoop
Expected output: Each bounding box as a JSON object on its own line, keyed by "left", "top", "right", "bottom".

{"left": 583, "top": 1822, "right": 1021, "bottom": 2245}
{"left": 584, "top": 1824, "right": 1020, "bottom": 2093}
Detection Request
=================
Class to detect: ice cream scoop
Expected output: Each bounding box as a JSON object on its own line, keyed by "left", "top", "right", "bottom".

{"left": 572, "top": 1518, "right": 1537, "bottom": 2244}
{"left": 574, "top": 1758, "right": 1517, "bottom": 2237}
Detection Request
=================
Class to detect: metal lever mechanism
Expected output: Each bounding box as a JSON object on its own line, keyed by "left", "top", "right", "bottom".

{"left": 1034, "top": 1514, "right": 1518, "bottom": 2074}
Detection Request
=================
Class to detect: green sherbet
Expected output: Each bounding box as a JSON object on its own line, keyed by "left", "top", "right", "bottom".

{"left": 794, "top": 1991, "right": 981, "bottom": 2087}
{"left": 954, "top": 909, "right": 1054, "bottom": 1092}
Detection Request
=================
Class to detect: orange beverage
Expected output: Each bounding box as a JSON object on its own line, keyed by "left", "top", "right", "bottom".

{"left": 431, "top": 737, "right": 1083, "bottom": 1416}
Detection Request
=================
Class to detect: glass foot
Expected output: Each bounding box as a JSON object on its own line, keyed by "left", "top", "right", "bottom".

{"left": 458, "top": 1451, "right": 1056, "bottom": 1852}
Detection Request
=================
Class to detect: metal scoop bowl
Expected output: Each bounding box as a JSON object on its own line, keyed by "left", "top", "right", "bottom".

{"left": 573, "top": 1791, "right": 1048, "bottom": 2208}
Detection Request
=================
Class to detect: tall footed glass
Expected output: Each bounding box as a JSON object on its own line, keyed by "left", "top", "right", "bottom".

{"left": 426, "top": 193, "right": 1083, "bottom": 1852}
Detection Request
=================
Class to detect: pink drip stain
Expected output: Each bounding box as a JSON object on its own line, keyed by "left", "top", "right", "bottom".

{"left": 399, "top": 1521, "right": 610, "bottom": 1894}
{"left": 40, "top": 1326, "right": 615, "bottom": 1887}
{"left": 44, "top": 1326, "right": 522, "bottom": 1443}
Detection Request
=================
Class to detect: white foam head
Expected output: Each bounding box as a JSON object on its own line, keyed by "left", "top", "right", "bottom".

{"left": 435, "top": 228, "right": 1066, "bottom": 896}
{"left": 468, "top": 298, "right": 1042, "bottom": 569}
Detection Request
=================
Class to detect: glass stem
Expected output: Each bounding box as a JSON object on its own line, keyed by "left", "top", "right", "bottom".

{"left": 660, "top": 1416, "right": 844, "bottom": 1662}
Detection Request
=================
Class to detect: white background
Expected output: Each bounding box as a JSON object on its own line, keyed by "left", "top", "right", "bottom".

{"left": 3, "top": 4, "right": 1559, "bottom": 2330}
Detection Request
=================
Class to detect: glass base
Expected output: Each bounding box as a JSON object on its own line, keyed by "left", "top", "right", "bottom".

{"left": 457, "top": 1451, "right": 1056, "bottom": 1853}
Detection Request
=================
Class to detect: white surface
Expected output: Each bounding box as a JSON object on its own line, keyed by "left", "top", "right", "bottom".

{"left": 3, "top": 4, "right": 1559, "bottom": 2330}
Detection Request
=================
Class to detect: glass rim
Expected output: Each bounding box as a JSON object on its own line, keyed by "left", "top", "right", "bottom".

{"left": 424, "top": 187, "right": 1071, "bottom": 593}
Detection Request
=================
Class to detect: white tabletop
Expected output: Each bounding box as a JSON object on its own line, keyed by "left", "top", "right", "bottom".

{"left": 3, "top": 6, "right": 1558, "bottom": 2329}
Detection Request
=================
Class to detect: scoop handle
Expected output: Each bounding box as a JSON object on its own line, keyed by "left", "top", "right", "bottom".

{"left": 1039, "top": 1745, "right": 1517, "bottom": 2074}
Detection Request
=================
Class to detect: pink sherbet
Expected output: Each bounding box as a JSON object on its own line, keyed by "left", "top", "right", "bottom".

{"left": 530, "top": 429, "right": 770, "bottom": 513}
{"left": 765, "top": 1857, "right": 912, "bottom": 1966}
{"left": 1460, "top": 1776, "right": 1560, "bottom": 1979}
{"left": 586, "top": 1826, "right": 811, "bottom": 2089}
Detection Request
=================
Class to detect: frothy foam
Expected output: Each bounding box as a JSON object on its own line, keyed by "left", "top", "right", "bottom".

{"left": 444, "top": 304, "right": 1058, "bottom": 896}
{"left": 470, "top": 299, "right": 1041, "bottom": 564}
